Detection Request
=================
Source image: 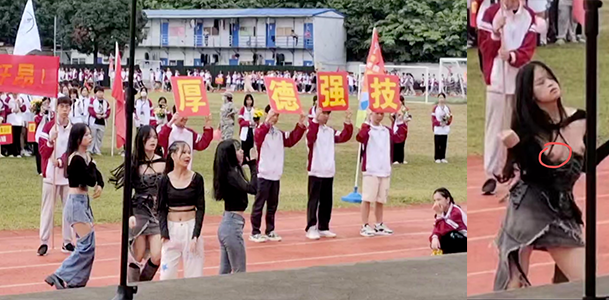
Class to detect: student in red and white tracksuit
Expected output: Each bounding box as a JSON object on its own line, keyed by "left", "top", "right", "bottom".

{"left": 134, "top": 88, "right": 156, "bottom": 129}
{"left": 88, "top": 87, "right": 111, "bottom": 155}
{"left": 477, "top": 0, "right": 536, "bottom": 194}
{"left": 37, "top": 97, "right": 75, "bottom": 256}
{"left": 157, "top": 113, "right": 213, "bottom": 169}
{"left": 34, "top": 98, "right": 54, "bottom": 175}
{"left": 356, "top": 112, "right": 407, "bottom": 237}
{"left": 305, "top": 108, "right": 353, "bottom": 240}
{"left": 238, "top": 94, "right": 256, "bottom": 160}
{"left": 307, "top": 95, "right": 317, "bottom": 122}
{"left": 430, "top": 187, "right": 467, "bottom": 254}
{"left": 249, "top": 105, "right": 307, "bottom": 243}
{"left": 5, "top": 93, "right": 26, "bottom": 157}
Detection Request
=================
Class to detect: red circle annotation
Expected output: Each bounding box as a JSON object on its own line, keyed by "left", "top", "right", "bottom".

{"left": 538, "top": 142, "right": 572, "bottom": 169}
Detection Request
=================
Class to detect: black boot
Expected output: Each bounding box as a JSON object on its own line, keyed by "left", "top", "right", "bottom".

{"left": 128, "top": 263, "right": 141, "bottom": 284}
{"left": 139, "top": 259, "right": 159, "bottom": 281}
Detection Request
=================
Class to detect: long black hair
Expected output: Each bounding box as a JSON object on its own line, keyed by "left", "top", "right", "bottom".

{"left": 243, "top": 94, "right": 254, "bottom": 107}
{"left": 164, "top": 141, "right": 189, "bottom": 174}
{"left": 64, "top": 123, "right": 89, "bottom": 178}
{"left": 499, "top": 61, "right": 568, "bottom": 183}
{"left": 213, "top": 139, "right": 242, "bottom": 201}
{"left": 433, "top": 187, "right": 455, "bottom": 205}
{"left": 109, "top": 125, "right": 159, "bottom": 189}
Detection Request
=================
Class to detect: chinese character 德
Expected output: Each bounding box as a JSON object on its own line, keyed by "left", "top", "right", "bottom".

{"left": 14, "top": 64, "right": 34, "bottom": 87}
{"left": 369, "top": 76, "right": 398, "bottom": 110}
{"left": 0, "top": 64, "right": 12, "bottom": 85}
{"left": 270, "top": 80, "right": 299, "bottom": 111}
{"left": 177, "top": 79, "right": 206, "bottom": 113}
{"left": 320, "top": 75, "right": 346, "bottom": 108}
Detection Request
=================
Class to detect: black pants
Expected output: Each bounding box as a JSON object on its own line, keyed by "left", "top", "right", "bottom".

{"left": 241, "top": 128, "right": 254, "bottom": 161}
{"left": 393, "top": 141, "right": 405, "bottom": 163}
{"left": 9, "top": 126, "right": 22, "bottom": 156}
{"left": 251, "top": 178, "right": 280, "bottom": 235}
{"left": 434, "top": 135, "right": 448, "bottom": 160}
{"left": 439, "top": 231, "right": 467, "bottom": 254}
{"left": 306, "top": 176, "right": 334, "bottom": 232}
{"left": 34, "top": 143, "right": 41, "bottom": 174}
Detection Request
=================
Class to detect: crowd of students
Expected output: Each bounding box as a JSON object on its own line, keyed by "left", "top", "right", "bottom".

{"left": 23, "top": 82, "right": 465, "bottom": 289}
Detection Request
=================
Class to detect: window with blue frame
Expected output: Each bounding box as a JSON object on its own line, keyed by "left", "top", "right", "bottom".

{"left": 303, "top": 23, "right": 313, "bottom": 49}
{"left": 161, "top": 22, "right": 169, "bottom": 46}
{"left": 195, "top": 23, "right": 203, "bottom": 47}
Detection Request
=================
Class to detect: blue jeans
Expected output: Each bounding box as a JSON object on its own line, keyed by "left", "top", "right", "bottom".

{"left": 55, "top": 194, "right": 95, "bottom": 287}
{"left": 218, "top": 211, "right": 246, "bottom": 274}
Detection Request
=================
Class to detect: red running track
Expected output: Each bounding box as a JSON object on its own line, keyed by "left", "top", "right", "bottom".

{"left": 467, "top": 156, "right": 609, "bottom": 296}
{"left": 0, "top": 205, "right": 452, "bottom": 296}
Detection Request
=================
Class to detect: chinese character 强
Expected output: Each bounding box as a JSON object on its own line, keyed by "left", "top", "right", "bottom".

{"left": 14, "top": 64, "right": 34, "bottom": 87}
{"left": 370, "top": 76, "right": 398, "bottom": 110}
{"left": 177, "top": 79, "right": 206, "bottom": 113}
{"left": 320, "top": 75, "right": 346, "bottom": 108}
{"left": 270, "top": 80, "right": 299, "bottom": 111}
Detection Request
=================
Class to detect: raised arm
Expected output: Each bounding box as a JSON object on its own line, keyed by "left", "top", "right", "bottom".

{"left": 335, "top": 123, "right": 353, "bottom": 144}
{"left": 283, "top": 122, "right": 307, "bottom": 148}
{"left": 227, "top": 164, "right": 258, "bottom": 195}
{"left": 356, "top": 123, "right": 371, "bottom": 144}
{"left": 193, "top": 127, "right": 213, "bottom": 151}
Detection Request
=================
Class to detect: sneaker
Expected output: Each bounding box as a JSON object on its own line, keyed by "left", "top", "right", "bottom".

{"left": 306, "top": 227, "right": 320, "bottom": 240}
{"left": 61, "top": 243, "right": 75, "bottom": 253}
{"left": 249, "top": 234, "right": 268, "bottom": 243}
{"left": 374, "top": 223, "right": 394, "bottom": 236}
{"left": 266, "top": 231, "right": 282, "bottom": 242}
{"left": 360, "top": 224, "right": 376, "bottom": 237}
{"left": 37, "top": 244, "right": 48, "bottom": 256}
{"left": 482, "top": 178, "right": 497, "bottom": 195}
{"left": 556, "top": 38, "right": 566, "bottom": 45}
{"left": 44, "top": 274, "right": 66, "bottom": 290}
{"left": 318, "top": 230, "right": 337, "bottom": 238}
{"left": 435, "top": 160, "right": 441, "bottom": 163}
{"left": 393, "top": 161, "right": 399, "bottom": 165}
{"left": 441, "top": 159, "right": 448, "bottom": 163}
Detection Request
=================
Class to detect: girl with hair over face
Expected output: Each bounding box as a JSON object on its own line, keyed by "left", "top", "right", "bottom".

{"left": 45, "top": 123, "right": 104, "bottom": 289}
{"left": 493, "top": 61, "right": 609, "bottom": 290}
{"left": 157, "top": 141, "right": 206, "bottom": 280}
{"left": 213, "top": 139, "right": 258, "bottom": 274}
{"left": 430, "top": 187, "right": 467, "bottom": 254}
{"left": 110, "top": 126, "right": 164, "bottom": 283}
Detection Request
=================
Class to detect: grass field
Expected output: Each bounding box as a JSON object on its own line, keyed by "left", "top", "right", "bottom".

{"left": 468, "top": 6, "right": 609, "bottom": 155}
{"left": 0, "top": 91, "right": 466, "bottom": 230}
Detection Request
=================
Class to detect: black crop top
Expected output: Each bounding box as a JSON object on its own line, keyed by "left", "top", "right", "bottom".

{"left": 157, "top": 172, "right": 205, "bottom": 239}
{"left": 67, "top": 155, "right": 104, "bottom": 189}
{"left": 220, "top": 162, "right": 257, "bottom": 212}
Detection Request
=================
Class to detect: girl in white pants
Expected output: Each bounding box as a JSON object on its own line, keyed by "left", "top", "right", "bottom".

{"left": 157, "top": 141, "right": 206, "bottom": 279}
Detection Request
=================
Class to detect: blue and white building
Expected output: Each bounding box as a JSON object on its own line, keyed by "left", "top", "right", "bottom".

{"left": 68, "top": 8, "right": 347, "bottom": 68}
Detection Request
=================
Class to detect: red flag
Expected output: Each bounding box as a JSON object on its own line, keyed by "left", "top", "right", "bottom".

{"left": 573, "top": 0, "right": 584, "bottom": 27}
{"left": 112, "top": 43, "right": 125, "bottom": 149}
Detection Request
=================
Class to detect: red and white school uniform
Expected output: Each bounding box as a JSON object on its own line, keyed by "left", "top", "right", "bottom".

{"left": 307, "top": 106, "right": 316, "bottom": 122}
{"left": 157, "top": 124, "right": 213, "bottom": 169}
{"left": 5, "top": 96, "right": 26, "bottom": 156}
{"left": 356, "top": 120, "right": 407, "bottom": 204}
{"left": 430, "top": 203, "right": 467, "bottom": 242}
{"left": 134, "top": 97, "right": 156, "bottom": 128}
{"left": 305, "top": 119, "right": 353, "bottom": 232}
{"left": 70, "top": 96, "right": 91, "bottom": 124}
{"left": 154, "top": 107, "right": 172, "bottom": 129}
{"left": 38, "top": 118, "right": 73, "bottom": 247}
{"left": 251, "top": 122, "right": 306, "bottom": 236}
{"left": 477, "top": 2, "right": 536, "bottom": 178}
{"left": 88, "top": 97, "right": 111, "bottom": 154}
{"left": 431, "top": 104, "right": 452, "bottom": 161}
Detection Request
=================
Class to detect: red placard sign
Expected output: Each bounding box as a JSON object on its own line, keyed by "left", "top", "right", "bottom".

{"left": 317, "top": 71, "right": 349, "bottom": 111}
{"left": 27, "top": 121, "right": 36, "bottom": 142}
{"left": 264, "top": 77, "right": 302, "bottom": 114}
{"left": 0, "top": 124, "right": 13, "bottom": 145}
{"left": 0, "top": 54, "right": 59, "bottom": 98}
{"left": 366, "top": 74, "right": 401, "bottom": 113}
{"left": 170, "top": 76, "right": 210, "bottom": 117}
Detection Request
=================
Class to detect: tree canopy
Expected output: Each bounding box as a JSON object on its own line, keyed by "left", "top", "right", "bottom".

{"left": 0, "top": 0, "right": 465, "bottom": 63}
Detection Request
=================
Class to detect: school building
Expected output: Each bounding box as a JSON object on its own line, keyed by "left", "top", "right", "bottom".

{"left": 67, "top": 8, "right": 347, "bottom": 68}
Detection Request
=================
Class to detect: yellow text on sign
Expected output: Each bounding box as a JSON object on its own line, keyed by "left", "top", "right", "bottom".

{"left": 370, "top": 77, "right": 398, "bottom": 110}
{"left": 176, "top": 79, "right": 206, "bottom": 113}
{"left": 270, "top": 80, "right": 299, "bottom": 111}
{"left": 320, "top": 75, "right": 346, "bottom": 107}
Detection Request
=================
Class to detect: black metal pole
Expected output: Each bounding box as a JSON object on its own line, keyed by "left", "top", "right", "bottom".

{"left": 113, "top": 0, "right": 137, "bottom": 298}
{"left": 584, "top": 1, "right": 603, "bottom": 300}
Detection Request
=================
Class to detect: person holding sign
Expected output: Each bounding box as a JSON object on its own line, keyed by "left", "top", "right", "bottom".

{"left": 250, "top": 105, "right": 307, "bottom": 243}
{"left": 305, "top": 105, "right": 353, "bottom": 240}
{"left": 37, "top": 96, "right": 75, "bottom": 256}
{"left": 157, "top": 113, "right": 213, "bottom": 170}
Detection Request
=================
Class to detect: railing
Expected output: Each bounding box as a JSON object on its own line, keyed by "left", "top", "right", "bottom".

{"left": 233, "top": 36, "right": 266, "bottom": 48}
{"left": 273, "top": 35, "right": 313, "bottom": 49}
{"left": 193, "top": 35, "right": 223, "bottom": 47}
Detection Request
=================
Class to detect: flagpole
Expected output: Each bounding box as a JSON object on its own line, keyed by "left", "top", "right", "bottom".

{"left": 111, "top": 101, "right": 115, "bottom": 157}
{"left": 53, "top": 16, "right": 57, "bottom": 57}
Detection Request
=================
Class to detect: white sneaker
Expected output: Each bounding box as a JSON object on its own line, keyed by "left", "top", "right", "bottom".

{"left": 360, "top": 224, "right": 376, "bottom": 237}
{"left": 306, "top": 227, "right": 320, "bottom": 240}
{"left": 318, "top": 230, "right": 337, "bottom": 238}
{"left": 15, "top": 155, "right": 21, "bottom": 158}
{"left": 435, "top": 160, "right": 441, "bottom": 163}
{"left": 374, "top": 223, "right": 394, "bottom": 236}
{"left": 441, "top": 159, "right": 448, "bottom": 163}
{"left": 393, "top": 161, "right": 399, "bottom": 165}
{"left": 266, "top": 231, "right": 282, "bottom": 242}
{"left": 249, "top": 234, "right": 268, "bottom": 243}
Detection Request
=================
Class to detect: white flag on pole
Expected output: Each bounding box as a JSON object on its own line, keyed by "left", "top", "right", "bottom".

{"left": 13, "top": 0, "right": 41, "bottom": 55}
